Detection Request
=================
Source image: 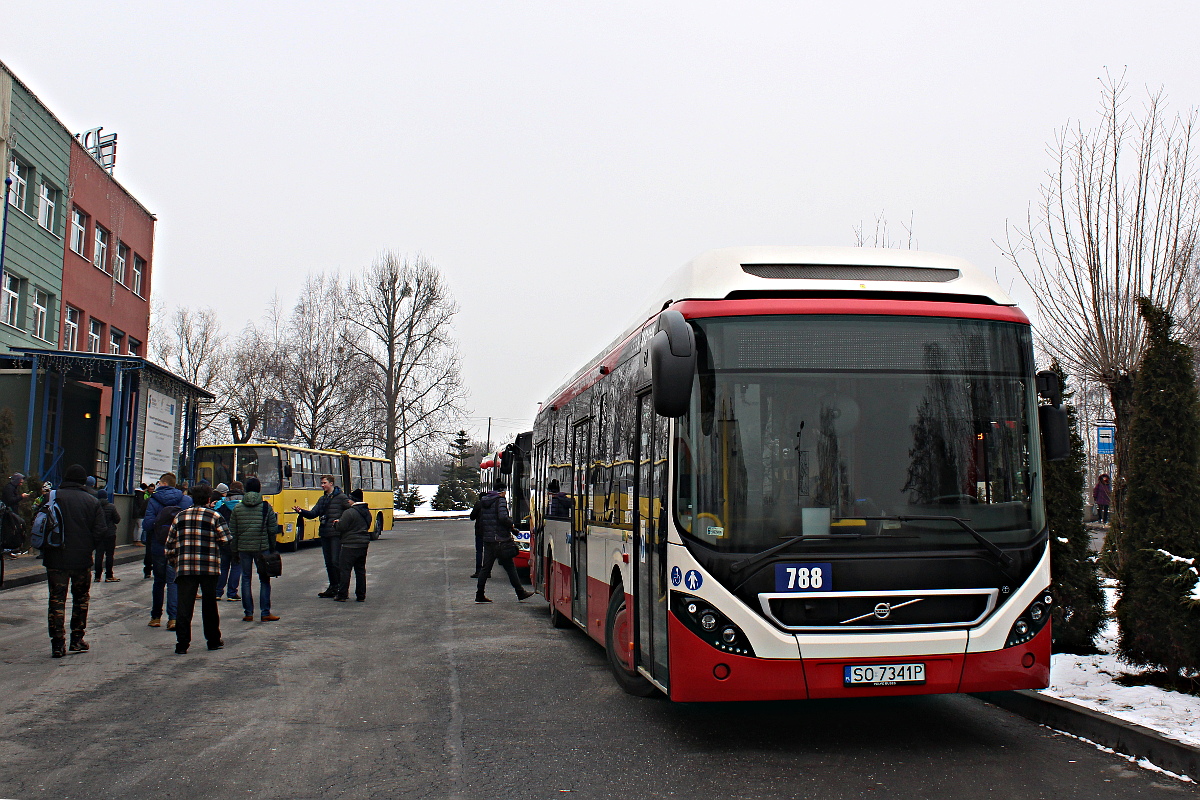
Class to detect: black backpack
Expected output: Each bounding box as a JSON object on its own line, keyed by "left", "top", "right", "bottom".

{"left": 152, "top": 505, "right": 182, "bottom": 545}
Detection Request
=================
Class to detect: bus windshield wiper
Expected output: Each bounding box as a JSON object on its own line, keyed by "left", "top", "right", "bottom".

{"left": 728, "top": 525, "right": 914, "bottom": 574}
{"left": 864, "top": 515, "right": 1015, "bottom": 572}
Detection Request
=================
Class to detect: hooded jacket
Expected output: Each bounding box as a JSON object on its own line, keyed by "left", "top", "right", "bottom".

{"left": 229, "top": 491, "right": 279, "bottom": 553}
{"left": 142, "top": 486, "right": 193, "bottom": 553}
{"left": 41, "top": 480, "right": 107, "bottom": 571}
{"left": 336, "top": 502, "right": 373, "bottom": 547}
{"left": 470, "top": 491, "right": 514, "bottom": 543}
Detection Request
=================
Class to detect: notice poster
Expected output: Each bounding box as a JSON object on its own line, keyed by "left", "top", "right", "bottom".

{"left": 141, "top": 389, "right": 177, "bottom": 485}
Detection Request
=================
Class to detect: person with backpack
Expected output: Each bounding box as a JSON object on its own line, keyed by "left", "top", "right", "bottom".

{"left": 334, "top": 488, "right": 373, "bottom": 602}
{"left": 39, "top": 464, "right": 107, "bottom": 658}
{"left": 471, "top": 479, "right": 534, "bottom": 604}
{"left": 214, "top": 481, "right": 243, "bottom": 602}
{"left": 229, "top": 477, "right": 279, "bottom": 623}
{"left": 142, "top": 473, "right": 193, "bottom": 630}
{"left": 165, "top": 484, "right": 233, "bottom": 654}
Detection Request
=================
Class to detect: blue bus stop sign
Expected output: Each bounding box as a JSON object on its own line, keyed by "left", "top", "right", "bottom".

{"left": 1097, "top": 426, "right": 1115, "bottom": 455}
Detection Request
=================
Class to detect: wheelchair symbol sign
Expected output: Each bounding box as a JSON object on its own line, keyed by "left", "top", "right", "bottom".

{"left": 670, "top": 566, "right": 682, "bottom": 587}
{"left": 684, "top": 570, "right": 703, "bottom": 591}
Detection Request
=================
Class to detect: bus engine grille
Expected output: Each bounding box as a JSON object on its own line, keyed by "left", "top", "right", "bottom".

{"left": 758, "top": 588, "right": 999, "bottom": 631}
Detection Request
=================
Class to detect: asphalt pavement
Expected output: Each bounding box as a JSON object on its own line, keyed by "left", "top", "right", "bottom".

{"left": 0, "top": 519, "right": 1194, "bottom": 799}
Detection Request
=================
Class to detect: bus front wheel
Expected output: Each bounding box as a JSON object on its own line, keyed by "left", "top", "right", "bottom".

{"left": 605, "top": 587, "right": 657, "bottom": 697}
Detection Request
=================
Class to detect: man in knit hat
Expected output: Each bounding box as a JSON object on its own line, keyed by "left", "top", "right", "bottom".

{"left": 42, "top": 464, "right": 107, "bottom": 658}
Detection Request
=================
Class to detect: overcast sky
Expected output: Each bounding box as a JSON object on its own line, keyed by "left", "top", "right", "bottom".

{"left": 5, "top": 1, "right": 1200, "bottom": 446}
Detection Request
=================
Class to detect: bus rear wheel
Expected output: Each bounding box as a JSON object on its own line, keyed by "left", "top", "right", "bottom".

{"left": 605, "top": 586, "right": 657, "bottom": 697}
{"left": 371, "top": 512, "right": 382, "bottom": 541}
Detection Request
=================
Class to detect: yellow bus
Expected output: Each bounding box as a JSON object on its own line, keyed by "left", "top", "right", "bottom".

{"left": 193, "top": 443, "right": 395, "bottom": 549}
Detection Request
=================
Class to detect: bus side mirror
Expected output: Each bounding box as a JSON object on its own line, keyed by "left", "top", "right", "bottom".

{"left": 1039, "top": 405, "right": 1070, "bottom": 461}
{"left": 651, "top": 309, "right": 696, "bottom": 418}
{"left": 500, "top": 445, "right": 515, "bottom": 474}
{"left": 1035, "top": 370, "right": 1063, "bottom": 406}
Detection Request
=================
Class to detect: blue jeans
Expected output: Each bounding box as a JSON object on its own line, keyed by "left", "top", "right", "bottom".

{"left": 239, "top": 552, "right": 272, "bottom": 617}
{"left": 150, "top": 552, "right": 178, "bottom": 620}
{"left": 217, "top": 547, "right": 242, "bottom": 598}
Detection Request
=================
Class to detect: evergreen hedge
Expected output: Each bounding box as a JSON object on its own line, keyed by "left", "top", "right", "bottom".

{"left": 1044, "top": 362, "right": 1105, "bottom": 653}
{"left": 1115, "top": 299, "right": 1200, "bottom": 677}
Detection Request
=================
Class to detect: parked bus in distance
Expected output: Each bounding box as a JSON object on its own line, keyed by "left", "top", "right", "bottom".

{"left": 480, "top": 432, "right": 534, "bottom": 571}
{"left": 530, "top": 246, "right": 1069, "bottom": 701}
{"left": 193, "top": 444, "right": 395, "bottom": 549}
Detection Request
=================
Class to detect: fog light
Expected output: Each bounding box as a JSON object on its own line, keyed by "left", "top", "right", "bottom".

{"left": 713, "top": 663, "right": 731, "bottom": 680}
{"left": 722, "top": 627, "right": 737, "bottom": 644}
{"left": 700, "top": 612, "right": 717, "bottom": 631}
{"left": 1021, "top": 652, "right": 1035, "bottom": 668}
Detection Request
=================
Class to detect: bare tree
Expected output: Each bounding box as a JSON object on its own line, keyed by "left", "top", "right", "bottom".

{"left": 853, "top": 211, "right": 917, "bottom": 249}
{"left": 150, "top": 305, "right": 230, "bottom": 442}
{"left": 346, "top": 252, "right": 467, "bottom": 484}
{"left": 1002, "top": 73, "right": 1200, "bottom": 512}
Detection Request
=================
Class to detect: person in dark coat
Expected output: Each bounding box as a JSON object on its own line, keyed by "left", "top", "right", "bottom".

{"left": 42, "top": 464, "right": 107, "bottom": 658}
{"left": 471, "top": 480, "right": 534, "bottom": 604}
{"left": 2, "top": 472, "right": 29, "bottom": 555}
{"left": 142, "top": 473, "right": 193, "bottom": 629}
{"left": 1093, "top": 474, "right": 1112, "bottom": 524}
{"left": 334, "top": 488, "right": 373, "bottom": 602}
{"left": 87, "top": 477, "right": 122, "bottom": 582}
{"left": 293, "top": 475, "right": 352, "bottom": 598}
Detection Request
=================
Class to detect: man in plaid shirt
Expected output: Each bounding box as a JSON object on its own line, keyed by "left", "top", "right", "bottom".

{"left": 166, "top": 484, "right": 232, "bottom": 654}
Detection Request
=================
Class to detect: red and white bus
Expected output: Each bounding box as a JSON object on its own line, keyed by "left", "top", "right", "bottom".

{"left": 529, "top": 246, "right": 1068, "bottom": 701}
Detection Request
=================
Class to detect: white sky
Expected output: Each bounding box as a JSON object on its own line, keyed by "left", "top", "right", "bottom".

{"left": 5, "top": 1, "right": 1200, "bottom": 446}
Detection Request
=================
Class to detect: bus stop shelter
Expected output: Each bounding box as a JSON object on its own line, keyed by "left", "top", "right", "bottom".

{"left": 4, "top": 347, "right": 215, "bottom": 495}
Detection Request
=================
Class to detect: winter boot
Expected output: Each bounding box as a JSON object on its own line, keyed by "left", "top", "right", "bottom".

{"left": 51, "top": 639, "right": 66, "bottom": 658}
{"left": 69, "top": 635, "right": 89, "bottom": 652}
{"left": 475, "top": 592, "right": 492, "bottom": 604}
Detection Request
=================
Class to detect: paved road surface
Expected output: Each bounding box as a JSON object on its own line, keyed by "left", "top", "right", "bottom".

{"left": 0, "top": 519, "right": 1193, "bottom": 799}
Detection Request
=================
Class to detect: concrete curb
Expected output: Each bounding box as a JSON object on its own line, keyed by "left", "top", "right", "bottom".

{"left": 973, "top": 690, "right": 1200, "bottom": 779}
{"left": 1, "top": 548, "right": 146, "bottom": 591}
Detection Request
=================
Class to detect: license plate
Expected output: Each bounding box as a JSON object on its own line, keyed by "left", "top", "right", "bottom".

{"left": 843, "top": 663, "right": 926, "bottom": 686}
{"left": 774, "top": 562, "right": 832, "bottom": 592}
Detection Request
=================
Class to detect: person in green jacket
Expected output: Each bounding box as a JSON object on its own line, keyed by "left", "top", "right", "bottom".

{"left": 229, "top": 477, "right": 280, "bottom": 623}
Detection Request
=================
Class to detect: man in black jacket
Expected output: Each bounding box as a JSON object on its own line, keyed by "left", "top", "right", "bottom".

{"left": 2, "top": 472, "right": 29, "bottom": 554}
{"left": 293, "top": 474, "right": 352, "bottom": 598}
{"left": 471, "top": 480, "right": 534, "bottom": 604}
{"left": 43, "top": 464, "right": 107, "bottom": 658}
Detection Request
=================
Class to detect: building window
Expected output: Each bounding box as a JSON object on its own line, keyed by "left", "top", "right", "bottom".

{"left": 7, "top": 157, "right": 27, "bottom": 212}
{"left": 132, "top": 255, "right": 145, "bottom": 296}
{"left": 93, "top": 226, "right": 110, "bottom": 272}
{"left": 115, "top": 243, "right": 129, "bottom": 284}
{"left": 38, "top": 183, "right": 59, "bottom": 232}
{"left": 64, "top": 307, "right": 80, "bottom": 350}
{"left": 88, "top": 319, "right": 103, "bottom": 353}
{"left": 2, "top": 274, "right": 20, "bottom": 328}
{"left": 127, "top": 337, "right": 141, "bottom": 357}
{"left": 70, "top": 209, "right": 87, "bottom": 255}
{"left": 32, "top": 290, "right": 49, "bottom": 340}
{"left": 109, "top": 328, "right": 124, "bottom": 354}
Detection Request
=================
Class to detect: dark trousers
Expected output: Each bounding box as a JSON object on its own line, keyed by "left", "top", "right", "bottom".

{"left": 47, "top": 568, "right": 90, "bottom": 643}
{"left": 474, "top": 532, "right": 484, "bottom": 572}
{"left": 477, "top": 541, "right": 524, "bottom": 596}
{"left": 174, "top": 574, "right": 221, "bottom": 648}
{"left": 1097, "top": 504, "right": 1110, "bottom": 523}
{"left": 337, "top": 544, "right": 368, "bottom": 600}
{"left": 320, "top": 535, "right": 342, "bottom": 590}
{"left": 94, "top": 536, "right": 116, "bottom": 578}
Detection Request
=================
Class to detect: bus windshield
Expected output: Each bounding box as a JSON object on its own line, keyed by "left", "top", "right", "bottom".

{"left": 674, "top": 315, "right": 1043, "bottom": 554}
{"left": 195, "top": 446, "right": 281, "bottom": 496}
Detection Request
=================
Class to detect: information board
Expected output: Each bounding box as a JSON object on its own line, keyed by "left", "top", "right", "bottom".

{"left": 141, "top": 389, "right": 177, "bottom": 485}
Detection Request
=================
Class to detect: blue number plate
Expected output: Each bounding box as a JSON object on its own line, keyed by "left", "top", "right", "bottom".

{"left": 773, "top": 562, "right": 832, "bottom": 592}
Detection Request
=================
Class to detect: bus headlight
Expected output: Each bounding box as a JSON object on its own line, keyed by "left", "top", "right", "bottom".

{"left": 1005, "top": 588, "right": 1052, "bottom": 648}
{"left": 671, "top": 593, "right": 756, "bottom": 657}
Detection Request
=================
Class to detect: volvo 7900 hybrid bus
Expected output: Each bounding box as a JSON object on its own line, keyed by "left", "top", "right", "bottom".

{"left": 529, "top": 246, "right": 1068, "bottom": 701}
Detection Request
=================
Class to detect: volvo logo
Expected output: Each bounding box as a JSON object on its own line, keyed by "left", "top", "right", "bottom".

{"left": 873, "top": 603, "right": 892, "bottom": 619}
{"left": 840, "top": 597, "right": 925, "bottom": 625}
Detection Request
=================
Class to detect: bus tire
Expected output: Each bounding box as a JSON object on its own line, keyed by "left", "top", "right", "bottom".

{"left": 371, "top": 512, "right": 382, "bottom": 541}
{"left": 605, "top": 586, "right": 656, "bottom": 697}
{"left": 547, "top": 554, "right": 570, "bottom": 629}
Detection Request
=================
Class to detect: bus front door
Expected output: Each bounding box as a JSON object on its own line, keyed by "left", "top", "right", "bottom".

{"left": 634, "top": 393, "right": 670, "bottom": 688}
{"left": 571, "top": 419, "right": 591, "bottom": 626}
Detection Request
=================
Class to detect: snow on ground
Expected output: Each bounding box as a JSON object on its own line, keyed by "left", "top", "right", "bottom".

{"left": 1045, "top": 580, "right": 1200, "bottom": 748}
{"left": 392, "top": 485, "right": 471, "bottom": 519}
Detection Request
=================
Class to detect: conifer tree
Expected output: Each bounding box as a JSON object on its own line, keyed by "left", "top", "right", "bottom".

{"left": 430, "top": 431, "right": 478, "bottom": 511}
{"left": 1115, "top": 299, "right": 1200, "bottom": 680}
{"left": 1044, "top": 361, "right": 1105, "bottom": 653}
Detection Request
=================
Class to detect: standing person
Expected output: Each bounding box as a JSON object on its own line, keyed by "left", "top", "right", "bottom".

{"left": 229, "top": 477, "right": 280, "bottom": 623}
{"left": 165, "top": 484, "right": 231, "bottom": 654}
{"left": 2, "top": 472, "right": 29, "bottom": 556}
{"left": 293, "top": 475, "right": 351, "bottom": 598}
{"left": 1093, "top": 473, "right": 1112, "bottom": 524}
{"left": 41, "top": 464, "right": 107, "bottom": 658}
{"left": 334, "top": 488, "right": 372, "bottom": 602}
{"left": 471, "top": 480, "right": 534, "bottom": 604}
{"left": 142, "top": 473, "right": 193, "bottom": 630}
{"left": 214, "top": 481, "right": 243, "bottom": 602}
{"left": 87, "top": 477, "right": 121, "bottom": 583}
{"left": 134, "top": 483, "right": 153, "bottom": 578}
